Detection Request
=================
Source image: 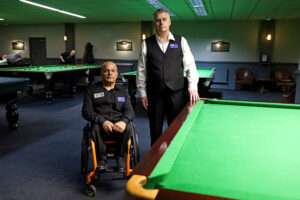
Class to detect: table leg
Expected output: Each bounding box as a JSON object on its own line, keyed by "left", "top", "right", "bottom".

{"left": 127, "top": 78, "right": 136, "bottom": 109}
{"left": 44, "top": 81, "right": 53, "bottom": 104}
{"left": 69, "top": 79, "right": 77, "bottom": 97}
{"left": 28, "top": 79, "right": 34, "bottom": 95}
{"left": 197, "top": 82, "right": 210, "bottom": 97}
{"left": 44, "top": 73, "right": 54, "bottom": 104}
{"left": 5, "top": 98, "right": 19, "bottom": 129}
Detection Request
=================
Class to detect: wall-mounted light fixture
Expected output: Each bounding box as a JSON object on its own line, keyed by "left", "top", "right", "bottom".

{"left": 12, "top": 40, "right": 25, "bottom": 50}
{"left": 117, "top": 40, "right": 132, "bottom": 51}
{"left": 64, "top": 35, "right": 68, "bottom": 41}
{"left": 266, "top": 34, "right": 272, "bottom": 41}
{"left": 211, "top": 41, "right": 230, "bottom": 52}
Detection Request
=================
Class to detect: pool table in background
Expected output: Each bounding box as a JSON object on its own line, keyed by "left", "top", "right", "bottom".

{"left": 0, "top": 65, "right": 101, "bottom": 104}
{"left": 126, "top": 99, "right": 300, "bottom": 200}
{"left": 0, "top": 77, "right": 29, "bottom": 129}
{"left": 121, "top": 68, "right": 217, "bottom": 108}
{"left": 0, "top": 63, "right": 8, "bottom": 66}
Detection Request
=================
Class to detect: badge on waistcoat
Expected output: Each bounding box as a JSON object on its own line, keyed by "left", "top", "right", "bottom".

{"left": 94, "top": 92, "right": 104, "bottom": 98}
{"left": 170, "top": 44, "right": 178, "bottom": 48}
{"left": 117, "top": 97, "right": 125, "bottom": 102}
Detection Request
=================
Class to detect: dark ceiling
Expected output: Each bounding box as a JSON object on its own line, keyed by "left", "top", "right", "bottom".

{"left": 0, "top": 0, "right": 300, "bottom": 24}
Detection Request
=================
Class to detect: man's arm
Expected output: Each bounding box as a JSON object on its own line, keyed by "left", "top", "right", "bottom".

{"left": 0, "top": 59, "right": 7, "bottom": 64}
{"left": 60, "top": 55, "right": 65, "bottom": 63}
{"left": 136, "top": 40, "right": 148, "bottom": 109}
{"left": 181, "top": 37, "right": 199, "bottom": 100}
{"left": 82, "top": 87, "right": 105, "bottom": 125}
{"left": 66, "top": 54, "right": 75, "bottom": 64}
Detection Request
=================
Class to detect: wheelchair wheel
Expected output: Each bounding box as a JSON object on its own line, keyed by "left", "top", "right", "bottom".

{"left": 130, "top": 123, "right": 140, "bottom": 168}
{"left": 86, "top": 184, "right": 96, "bottom": 197}
{"left": 81, "top": 123, "right": 90, "bottom": 175}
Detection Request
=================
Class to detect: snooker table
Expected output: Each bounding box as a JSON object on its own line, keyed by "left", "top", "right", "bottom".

{"left": 0, "top": 64, "right": 101, "bottom": 104}
{"left": 126, "top": 99, "right": 300, "bottom": 200}
{"left": 0, "top": 77, "right": 29, "bottom": 129}
{"left": 0, "top": 63, "right": 8, "bottom": 66}
{"left": 121, "top": 67, "right": 216, "bottom": 108}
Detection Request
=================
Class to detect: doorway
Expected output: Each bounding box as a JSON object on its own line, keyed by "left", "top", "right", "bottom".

{"left": 29, "top": 37, "right": 47, "bottom": 65}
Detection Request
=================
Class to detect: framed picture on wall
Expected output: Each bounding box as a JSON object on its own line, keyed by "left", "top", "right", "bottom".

{"left": 12, "top": 41, "right": 25, "bottom": 50}
{"left": 211, "top": 41, "right": 230, "bottom": 52}
{"left": 117, "top": 41, "right": 132, "bottom": 51}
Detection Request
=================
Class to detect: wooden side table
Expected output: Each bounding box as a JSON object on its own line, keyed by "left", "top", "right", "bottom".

{"left": 256, "top": 78, "right": 273, "bottom": 93}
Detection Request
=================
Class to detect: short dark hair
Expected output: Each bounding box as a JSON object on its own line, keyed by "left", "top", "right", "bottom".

{"left": 153, "top": 8, "right": 170, "bottom": 19}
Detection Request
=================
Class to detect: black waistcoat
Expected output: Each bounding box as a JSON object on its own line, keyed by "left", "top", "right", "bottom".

{"left": 145, "top": 34, "right": 184, "bottom": 92}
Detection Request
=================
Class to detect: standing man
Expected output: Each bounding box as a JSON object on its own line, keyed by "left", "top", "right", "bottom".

{"left": 136, "top": 8, "right": 199, "bottom": 146}
{"left": 60, "top": 49, "right": 76, "bottom": 64}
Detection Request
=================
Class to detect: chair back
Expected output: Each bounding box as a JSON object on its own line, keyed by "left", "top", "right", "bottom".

{"left": 274, "top": 69, "right": 293, "bottom": 81}
{"left": 236, "top": 68, "right": 253, "bottom": 81}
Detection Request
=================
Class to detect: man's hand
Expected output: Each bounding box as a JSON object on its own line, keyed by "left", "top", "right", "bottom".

{"left": 103, "top": 120, "right": 114, "bottom": 133}
{"left": 59, "top": 56, "right": 65, "bottom": 63}
{"left": 113, "top": 121, "right": 126, "bottom": 133}
{"left": 188, "top": 90, "right": 199, "bottom": 101}
{"left": 141, "top": 96, "right": 148, "bottom": 110}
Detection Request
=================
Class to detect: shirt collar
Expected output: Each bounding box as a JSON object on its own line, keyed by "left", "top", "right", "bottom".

{"left": 99, "top": 82, "right": 120, "bottom": 91}
{"left": 155, "top": 32, "right": 175, "bottom": 43}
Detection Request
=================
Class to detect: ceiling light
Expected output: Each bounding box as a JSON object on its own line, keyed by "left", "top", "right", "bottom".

{"left": 189, "top": 0, "right": 207, "bottom": 16}
{"left": 19, "top": 0, "right": 86, "bottom": 19}
{"left": 145, "top": 0, "right": 175, "bottom": 16}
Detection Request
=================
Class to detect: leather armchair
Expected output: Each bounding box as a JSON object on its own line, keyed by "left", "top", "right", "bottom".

{"left": 274, "top": 69, "right": 295, "bottom": 92}
{"left": 235, "top": 68, "right": 254, "bottom": 90}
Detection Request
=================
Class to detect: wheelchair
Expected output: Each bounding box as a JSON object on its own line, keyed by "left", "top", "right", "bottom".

{"left": 81, "top": 121, "right": 140, "bottom": 197}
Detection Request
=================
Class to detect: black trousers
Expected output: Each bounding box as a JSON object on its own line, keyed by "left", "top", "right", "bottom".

{"left": 147, "top": 88, "right": 188, "bottom": 146}
{"left": 91, "top": 123, "right": 133, "bottom": 161}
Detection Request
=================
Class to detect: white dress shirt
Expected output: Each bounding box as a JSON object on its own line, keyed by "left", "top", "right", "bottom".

{"left": 136, "top": 32, "right": 199, "bottom": 97}
{"left": 0, "top": 59, "right": 7, "bottom": 64}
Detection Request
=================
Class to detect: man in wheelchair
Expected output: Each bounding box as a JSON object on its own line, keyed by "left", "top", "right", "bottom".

{"left": 82, "top": 61, "right": 134, "bottom": 171}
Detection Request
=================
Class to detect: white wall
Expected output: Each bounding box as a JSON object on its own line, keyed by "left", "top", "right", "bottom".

{"left": 171, "top": 20, "right": 260, "bottom": 62}
{"left": 171, "top": 20, "right": 300, "bottom": 63}
{"left": 75, "top": 22, "right": 141, "bottom": 60}
{"left": 0, "top": 20, "right": 299, "bottom": 63}
{"left": 0, "top": 24, "right": 65, "bottom": 58}
{"left": 0, "top": 22, "right": 141, "bottom": 60}
{"left": 273, "top": 19, "right": 300, "bottom": 63}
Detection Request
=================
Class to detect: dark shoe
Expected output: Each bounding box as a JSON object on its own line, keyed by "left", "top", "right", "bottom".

{"left": 98, "top": 160, "right": 107, "bottom": 171}
{"left": 116, "top": 157, "right": 125, "bottom": 171}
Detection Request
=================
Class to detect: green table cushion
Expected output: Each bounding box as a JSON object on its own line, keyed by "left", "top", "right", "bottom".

{"left": 122, "top": 68, "right": 215, "bottom": 78}
{"left": 0, "top": 65, "right": 101, "bottom": 73}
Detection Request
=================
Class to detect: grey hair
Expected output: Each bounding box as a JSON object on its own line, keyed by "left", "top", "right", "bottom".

{"left": 153, "top": 8, "right": 170, "bottom": 19}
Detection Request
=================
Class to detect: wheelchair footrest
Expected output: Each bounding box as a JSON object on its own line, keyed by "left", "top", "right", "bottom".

{"left": 98, "top": 166, "right": 126, "bottom": 173}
